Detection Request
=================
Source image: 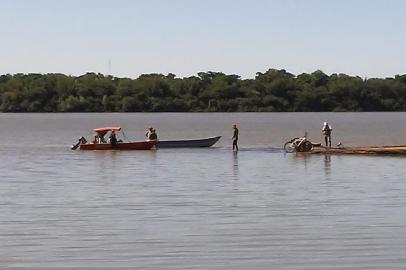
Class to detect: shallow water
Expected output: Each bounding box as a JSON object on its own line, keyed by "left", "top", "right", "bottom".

{"left": 1, "top": 113, "right": 406, "bottom": 269}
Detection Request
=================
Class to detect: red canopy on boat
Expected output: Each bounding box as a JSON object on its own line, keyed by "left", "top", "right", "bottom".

{"left": 93, "top": 127, "right": 121, "bottom": 133}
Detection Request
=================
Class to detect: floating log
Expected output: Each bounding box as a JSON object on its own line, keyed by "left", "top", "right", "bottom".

{"left": 310, "top": 145, "right": 406, "bottom": 155}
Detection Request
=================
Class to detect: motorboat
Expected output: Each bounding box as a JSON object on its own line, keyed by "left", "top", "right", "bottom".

{"left": 72, "top": 127, "right": 156, "bottom": 150}
{"left": 157, "top": 136, "right": 221, "bottom": 148}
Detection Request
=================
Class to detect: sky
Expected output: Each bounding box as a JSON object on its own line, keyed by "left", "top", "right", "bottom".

{"left": 1, "top": 0, "right": 406, "bottom": 79}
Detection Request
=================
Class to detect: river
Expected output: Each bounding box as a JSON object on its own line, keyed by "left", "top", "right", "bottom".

{"left": 1, "top": 112, "right": 406, "bottom": 269}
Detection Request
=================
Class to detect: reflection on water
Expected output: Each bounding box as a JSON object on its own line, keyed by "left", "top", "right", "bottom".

{"left": 291, "top": 152, "right": 310, "bottom": 171}
{"left": 232, "top": 151, "right": 239, "bottom": 180}
{"left": 1, "top": 113, "right": 406, "bottom": 269}
{"left": 291, "top": 153, "right": 332, "bottom": 181}
{"left": 324, "top": 154, "right": 331, "bottom": 178}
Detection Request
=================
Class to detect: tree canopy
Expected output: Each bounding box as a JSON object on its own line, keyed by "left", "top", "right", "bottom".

{"left": 1, "top": 69, "right": 406, "bottom": 112}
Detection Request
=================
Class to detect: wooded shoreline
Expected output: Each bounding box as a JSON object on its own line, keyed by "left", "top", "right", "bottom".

{"left": 2, "top": 69, "right": 406, "bottom": 112}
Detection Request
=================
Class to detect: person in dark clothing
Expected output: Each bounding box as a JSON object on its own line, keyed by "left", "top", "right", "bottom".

{"left": 95, "top": 133, "right": 106, "bottom": 143}
{"left": 110, "top": 130, "right": 118, "bottom": 147}
{"left": 322, "top": 122, "right": 332, "bottom": 148}
{"left": 232, "top": 123, "right": 239, "bottom": 151}
{"left": 145, "top": 127, "right": 158, "bottom": 141}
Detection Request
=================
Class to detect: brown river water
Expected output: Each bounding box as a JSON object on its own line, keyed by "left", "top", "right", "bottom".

{"left": 1, "top": 112, "right": 406, "bottom": 269}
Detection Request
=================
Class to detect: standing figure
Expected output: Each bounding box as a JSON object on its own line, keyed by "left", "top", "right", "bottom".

{"left": 109, "top": 130, "right": 118, "bottom": 147}
{"left": 232, "top": 123, "right": 239, "bottom": 152}
{"left": 322, "top": 122, "right": 332, "bottom": 148}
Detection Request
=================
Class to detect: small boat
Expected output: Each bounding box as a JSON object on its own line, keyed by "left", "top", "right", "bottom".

{"left": 72, "top": 127, "right": 156, "bottom": 151}
{"left": 157, "top": 136, "right": 221, "bottom": 148}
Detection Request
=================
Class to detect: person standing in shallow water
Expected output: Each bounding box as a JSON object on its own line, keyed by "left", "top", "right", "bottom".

{"left": 322, "top": 122, "right": 332, "bottom": 148}
{"left": 232, "top": 123, "right": 239, "bottom": 151}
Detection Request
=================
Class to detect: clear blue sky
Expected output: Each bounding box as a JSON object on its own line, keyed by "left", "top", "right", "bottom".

{"left": 1, "top": 0, "right": 406, "bottom": 78}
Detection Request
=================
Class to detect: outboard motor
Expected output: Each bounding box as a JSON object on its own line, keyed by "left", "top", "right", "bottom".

{"left": 71, "top": 136, "right": 87, "bottom": 150}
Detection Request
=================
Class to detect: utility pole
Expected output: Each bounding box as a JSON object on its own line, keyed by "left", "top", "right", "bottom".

{"left": 108, "top": 59, "right": 112, "bottom": 75}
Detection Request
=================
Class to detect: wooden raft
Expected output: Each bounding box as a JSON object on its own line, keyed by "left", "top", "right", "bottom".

{"left": 310, "top": 145, "right": 406, "bottom": 155}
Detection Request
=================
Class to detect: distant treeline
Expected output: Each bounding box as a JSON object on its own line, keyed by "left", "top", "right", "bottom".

{"left": 1, "top": 69, "right": 406, "bottom": 112}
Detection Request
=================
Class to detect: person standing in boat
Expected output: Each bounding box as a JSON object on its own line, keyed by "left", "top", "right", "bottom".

{"left": 322, "top": 122, "right": 332, "bottom": 148}
{"left": 232, "top": 123, "right": 239, "bottom": 151}
{"left": 109, "top": 130, "right": 118, "bottom": 147}
{"left": 145, "top": 127, "right": 158, "bottom": 141}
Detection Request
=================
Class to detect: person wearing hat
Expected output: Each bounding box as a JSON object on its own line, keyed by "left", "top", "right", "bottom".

{"left": 322, "top": 122, "right": 332, "bottom": 148}
{"left": 232, "top": 123, "right": 239, "bottom": 151}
